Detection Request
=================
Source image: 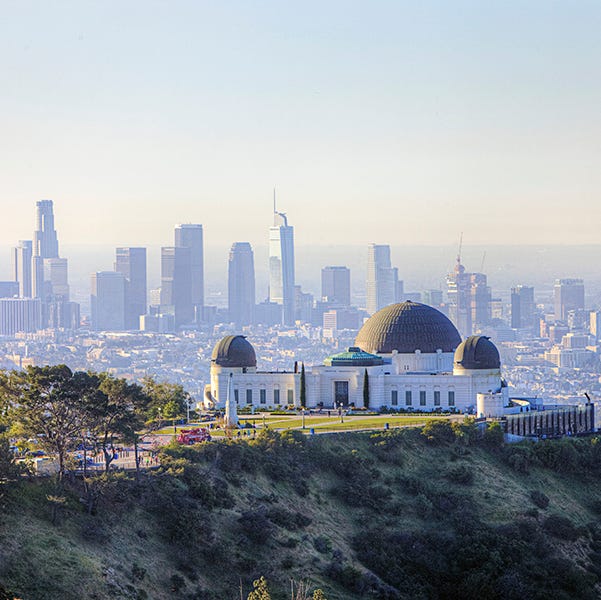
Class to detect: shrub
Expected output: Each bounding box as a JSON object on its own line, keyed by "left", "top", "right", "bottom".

{"left": 530, "top": 490, "right": 550, "bottom": 510}
{"left": 314, "top": 535, "right": 332, "bottom": 554}
{"left": 447, "top": 465, "right": 474, "bottom": 485}
{"left": 421, "top": 420, "right": 455, "bottom": 445}
{"left": 543, "top": 514, "right": 579, "bottom": 541}
{"left": 239, "top": 508, "right": 273, "bottom": 545}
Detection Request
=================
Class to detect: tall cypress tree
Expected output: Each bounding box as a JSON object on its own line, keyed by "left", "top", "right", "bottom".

{"left": 363, "top": 368, "right": 370, "bottom": 409}
{"left": 300, "top": 363, "right": 306, "bottom": 408}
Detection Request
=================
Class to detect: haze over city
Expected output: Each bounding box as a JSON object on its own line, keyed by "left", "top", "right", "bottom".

{"left": 2, "top": 1, "right": 601, "bottom": 246}
{"left": 3, "top": 3, "right": 601, "bottom": 600}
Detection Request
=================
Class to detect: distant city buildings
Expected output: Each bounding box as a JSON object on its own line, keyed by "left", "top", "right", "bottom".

{"left": 446, "top": 255, "right": 491, "bottom": 337}
{"left": 91, "top": 272, "right": 126, "bottom": 331}
{"left": 160, "top": 246, "right": 193, "bottom": 327}
{"left": 511, "top": 285, "right": 535, "bottom": 330}
{"left": 321, "top": 266, "right": 351, "bottom": 307}
{"left": 269, "top": 202, "right": 295, "bottom": 325}
{"left": 366, "top": 244, "right": 402, "bottom": 315}
{"left": 115, "top": 247, "right": 147, "bottom": 330}
{"left": 175, "top": 224, "right": 204, "bottom": 322}
{"left": 554, "top": 278, "right": 585, "bottom": 322}
{"left": 228, "top": 242, "right": 255, "bottom": 327}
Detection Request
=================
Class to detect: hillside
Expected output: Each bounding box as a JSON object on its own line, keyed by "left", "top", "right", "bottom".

{"left": 1, "top": 424, "right": 601, "bottom": 599}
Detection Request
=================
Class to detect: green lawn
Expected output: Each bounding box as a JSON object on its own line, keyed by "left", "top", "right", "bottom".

{"left": 151, "top": 413, "right": 452, "bottom": 436}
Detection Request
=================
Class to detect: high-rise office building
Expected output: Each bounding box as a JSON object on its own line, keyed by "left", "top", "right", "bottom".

{"left": 366, "top": 244, "right": 399, "bottom": 315}
{"left": 0, "top": 298, "right": 41, "bottom": 335}
{"left": 511, "top": 285, "right": 535, "bottom": 330}
{"left": 321, "top": 266, "right": 351, "bottom": 307}
{"left": 43, "top": 258, "right": 69, "bottom": 300}
{"left": 447, "top": 256, "right": 492, "bottom": 338}
{"left": 115, "top": 247, "right": 147, "bottom": 330}
{"left": 0, "top": 282, "right": 19, "bottom": 298}
{"left": 228, "top": 242, "right": 255, "bottom": 327}
{"left": 12, "top": 240, "right": 32, "bottom": 297}
{"left": 91, "top": 272, "right": 126, "bottom": 331}
{"left": 160, "top": 246, "right": 193, "bottom": 326}
{"left": 554, "top": 278, "right": 585, "bottom": 322}
{"left": 33, "top": 200, "right": 59, "bottom": 259}
{"left": 174, "top": 224, "right": 204, "bottom": 321}
{"left": 470, "top": 272, "right": 491, "bottom": 328}
{"left": 589, "top": 310, "right": 601, "bottom": 341}
{"left": 269, "top": 203, "right": 295, "bottom": 325}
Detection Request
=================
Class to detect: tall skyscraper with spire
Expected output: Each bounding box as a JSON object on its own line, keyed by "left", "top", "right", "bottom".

{"left": 228, "top": 242, "right": 255, "bottom": 327}
{"left": 269, "top": 192, "right": 295, "bottom": 325}
{"left": 34, "top": 200, "right": 59, "bottom": 259}
{"left": 30, "top": 200, "right": 79, "bottom": 329}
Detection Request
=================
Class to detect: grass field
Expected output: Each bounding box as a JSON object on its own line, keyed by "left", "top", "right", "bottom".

{"left": 153, "top": 413, "right": 451, "bottom": 436}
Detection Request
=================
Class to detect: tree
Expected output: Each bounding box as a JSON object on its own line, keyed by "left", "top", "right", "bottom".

{"left": 313, "top": 591, "right": 327, "bottom": 600}
{"left": 247, "top": 576, "right": 271, "bottom": 600}
{"left": 300, "top": 363, "right": 306, "bottom": 408}
{"left": 482, "top": 421, "right": 504, "bottom": 449}
{"left": 363, "top": 369, "right": 370, "bottom": 409}
{"left": 88, "top": 374, "right": 148, "bottom": 473}
{"left": 141, "top": 377, "right": 188, "bottom": 419}
{"left": 5, "top": 365, "right": 90, "bottom": 481}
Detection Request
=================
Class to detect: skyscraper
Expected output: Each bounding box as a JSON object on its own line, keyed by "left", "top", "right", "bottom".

{"left": 12, "top": 240, "right": 32, "bottom": 297}
{"left": 321, "top": 266, "right": 351, "bottom": 307}
{"left": 174, "top": 224, "right": 204, "bottom": 321}
{"left": 115, "top": 247, "right": 147, "bottom": 330}
{"left": 269, "top": 201, "right": 295, "bottom": 325}
{"left": 228, "top": 242, "right": 255, "bottom": 327}
{"left": 33, "top": 200, "right": 59, "bottom": 259}
{"left": 91, "top": 272, "right": 126, "bottom": 331}
{"left": 366, "top": 244, "right": 399, "bottom": 315}
{"left": 511, "top": 285, "right": 535, "bottom": 330}
{"left": 160, "top": 246, "right": 193, "bottom": 326}
{"left": 554, "top": 278, "right": 585, "bottom": 322}
{"left": 446, "top": 257, "right": 472, "bottom": 337}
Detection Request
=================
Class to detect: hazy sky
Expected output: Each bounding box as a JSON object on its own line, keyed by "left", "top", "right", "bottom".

{"left": 2, "top": 1, "right": 601, "bottom": 248}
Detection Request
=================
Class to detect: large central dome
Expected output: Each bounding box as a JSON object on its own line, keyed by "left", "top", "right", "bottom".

{"left": 355, "top": 301, "right": 462, "bottom": 354}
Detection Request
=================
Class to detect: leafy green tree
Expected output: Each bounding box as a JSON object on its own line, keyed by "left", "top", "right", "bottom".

{"left": 247, "top": 576, "right": 271, "bottom": 600}
{"left": 5, "top": 365, "right": 90, "bottom": 480}
{"left": 141, "top": 377, "right": 188, "bottom": 428}
{"left": 363, "top": 369, "right": 370, "bottom": 409}
{"left": 89, "top": 374, "right": 149, "bottom": 472}
{"left": 300, "top": 363, "right": 306, "bottom": 408}
{"left": 452, "top": 416, "right": 479, "bottom": 445}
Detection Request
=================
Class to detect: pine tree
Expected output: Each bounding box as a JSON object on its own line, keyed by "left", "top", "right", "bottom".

{"left": 363, "top": 368, "right": 370, "bottom": 409}
{"left": 300, "top": 363, "right": 306, "bottom": 408}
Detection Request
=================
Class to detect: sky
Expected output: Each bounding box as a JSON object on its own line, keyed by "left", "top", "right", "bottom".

{"left": 1, "top": 1, "right": 601, "bottom": 248}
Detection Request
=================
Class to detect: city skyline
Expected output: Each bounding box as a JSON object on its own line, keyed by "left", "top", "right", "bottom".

{"left": 2, "top": 3, "right": 601, "bottom": 246}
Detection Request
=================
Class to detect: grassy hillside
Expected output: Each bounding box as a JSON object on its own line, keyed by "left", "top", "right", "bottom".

{"left": 1, "top": 425, "right": 601, "bottom": 599}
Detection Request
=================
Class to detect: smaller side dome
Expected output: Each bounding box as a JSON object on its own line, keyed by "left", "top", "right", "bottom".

{"left": 211, "top": 335, "right": 257, "bottom": 368}
{"left": 324, "top": 347, "right": 384, "bottom": 367}
{"left": 454, "top": 336, "right": 500, "bottom": 370}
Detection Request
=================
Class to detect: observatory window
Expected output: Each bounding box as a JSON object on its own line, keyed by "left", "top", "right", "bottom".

{"left": 391, "top": 390, "right": 398, "bottom": 406}
{"left": 274, "top": 389, "right": 280, "bottom": 404}
{"left": 234, "top": 389, "right": 239, "bottom": 404}
{"left": 287, "top": 389, "right": 294, "bottom": 404}
{"left": 448, "top": 391, "right": 455, "bottom": 406}
{"left": 405, "top": 390, "right": 412, "bottom": 406}
{"left": 260, "top": 389, "right": 266, "bottom": 404}
{"left": 434, "top": 391, "right": 441, "bottom": 406}
{"left": 246, "top": 389, "right": 253, "bottom": 404}
{"left": 420, "top": 391, "right": 426, "bottom": 406}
